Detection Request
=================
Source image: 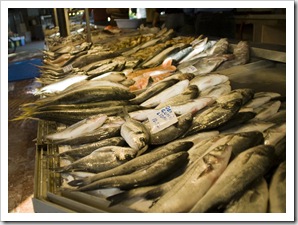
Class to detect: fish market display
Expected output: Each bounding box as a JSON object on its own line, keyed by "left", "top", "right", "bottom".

{"left": 12, "top": 27, "right": 287, "bottom": 214}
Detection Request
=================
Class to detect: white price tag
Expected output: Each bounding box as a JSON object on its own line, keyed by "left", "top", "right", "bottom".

{"left": 62, "top": 64, "right": 73, "bottom": 73}
{"left": 179, "top": 65, "right": 197, "bottom": 74}
{"left": 147, "top": 106, "right": 178, "bottom": 134}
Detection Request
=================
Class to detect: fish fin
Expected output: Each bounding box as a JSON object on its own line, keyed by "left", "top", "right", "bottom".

{"left": 106, "top": 192, "right": 129, "bottom": 207}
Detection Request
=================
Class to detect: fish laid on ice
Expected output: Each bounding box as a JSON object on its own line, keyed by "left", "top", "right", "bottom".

{"left": 140, "top": 79, "right": 189, "bottom": 108}
{"left": 148, "top": 145, "right": 232, "bottom": 212}
{"left": 76, "top": 151, "right": 189, "bottom": 192}
{"left": 120, "top": 108, "right": 150, "bottom": 156}
{"left": 190, "top": 145, "right": 275, "bottom": 213}
{"left": 68, "top": 141, "right": 193, "bottom": 187}
{"left": 56, "top": 146, "right": 138, "bottom": 173}
{"left": 224, "top": 177, "right": 268, "bottom": 213}
{"left": 268, "top": 161, "right": 286, "bottom": 213}
{"left": 46, "top": 114, "right": 108, "bottom": 141}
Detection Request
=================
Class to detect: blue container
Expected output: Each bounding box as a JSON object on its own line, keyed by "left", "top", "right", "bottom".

{"left": 8, "top": 58, "right": 42, "bottom": 82}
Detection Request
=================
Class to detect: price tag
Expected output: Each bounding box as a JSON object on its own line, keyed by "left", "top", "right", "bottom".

{"left": 179, "top": 65, "right": 197, "bottom": 74}
{"left": 147, "top": 106, "right": 178, "bottom": 134}
{"left": 62, "top": 64, "right": 73, "bottom": 73}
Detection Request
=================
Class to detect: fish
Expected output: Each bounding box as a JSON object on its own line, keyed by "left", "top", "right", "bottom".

{"left": 183, "top": 99, "right": 242, "bottom": 137}
{"left": 89, "top": 71, "right": 127, "bottom": 83}
{"left": 220, "top": 121, "right": 275, "bottom": 135}
{"left": 263, "top": 122, "right": 286, "bottom": 146}
{"left": 216, "top": 88, "right": 255, "bottom": 105}
{"left": 33, "top": 74, "right": 88, "bottom": 96}
{"left": 268, "top": 161, "right": 286, "bottom": 213}
{"left": 120, "top": 107, "right": 150, "bottom": 156}
{"left": 54, "top": 126, "right": 121, "bottom": 145}
{"left": 224, "top": 177, "right": 268, "bottom": 213}
{"left": 129, "top": 78, "right": 179, "bottom": 105}
{"left": 140, "top": 79, "right": 189, "bottom": 108}
{"left": 169, "top": 97, "right": 215, "bottom": 116}
{"left": 178, "top": 37, "right": 209, "bottom": 63}
{"left": 189, "top": 73, "right": 229, "bottom": 92}
{"left": 190, "top": 145, "right": 275, "bottom": 213}
{"left": 243, "top": 96, "right": 272, "bottom": 109}
{"left": 45, "top": 114, "right": 108, "bottom": 141}
{"left": 199, "top": 82, "right": 232, "bottom": 100}
{"left": 58, "top": 137, "right": 126, "bottom": 161}
{"left": 56, "top": 146, "right": 138, "bottom": 173}
{"left": 265, "top": 109, "right": 286, "bottom": 123}
{"left": 180, "top": 130, "right": 220, "bottom": 146}
{"left": 148, "top": 144, "right": 232, "bottom": 212}
{"left": 76, "top": 151, "right": 189, "bottom": 191}
{"left": 251, "top": 101, "right": 281, "bottom": 121}
{"left": 254, "top": 91, "right": 281, "bottom": 99}
{"left": 68, "top": 141, "right": 193, "bottom": 187}
{"left": 148, "top": 112, "right": 193, "bottom": 145}
{"left": 155, "top": 85, "right": 199, "bottom": 109}
{"left": 164, "top": 45, "right": 194, "bottom": 65}
{"left": 216, "top": 41, "right": 250, "bottom": 71}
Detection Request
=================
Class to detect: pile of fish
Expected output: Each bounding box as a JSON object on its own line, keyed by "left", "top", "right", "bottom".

{"left": 13, "top": 27, "right": 286, "bottom": 213}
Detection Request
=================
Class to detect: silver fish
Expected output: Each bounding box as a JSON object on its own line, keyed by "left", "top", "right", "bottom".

{"left": 269, "top": 161, "right": 286, "bottom": 213}
{"left": 190, "top": 145, "right": 275, "bottom": 213}
{"left": 265, "top": 109, "right": 286, "bottom": 124}
{"left": 224, "top": 177, "right": 268, "bottom": 213}
{"left": 220, "top": 121, "right": 275, "bottom": 135}
{"left": 90, "top": 71, "right": 127, "bottom": 82}
{"left": 199, "top": 81, "right": 232, "bottom": 100}
{"left": 190, "top": 73, "right": 229, "bottom": 92}
{"left": 56, "top": 146, "right": 138, "bottom": 173}
{"left": 120, "top": 108, "right": 150, "bottom": 156}
{"left": 251, "top": 101, "right": 281, "bottom": 121}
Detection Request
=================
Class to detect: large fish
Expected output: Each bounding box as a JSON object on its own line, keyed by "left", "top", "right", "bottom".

{"left": 148, "top": 112, "right": 193, "bottom": 145}
{"left": 58, "top": 137, "right": 126, "bottom": 161}
{"left": 120, "top": 108, "right": 150, "bottom": 156}
{"left": 45, "top": 114, "right": 108, "bottom": 141}
{"left": 268, "top": 161, "right": 286, "bottom": 213}
{"left": 140, "top": 79, "right": 189, "bottom": 108}
{"left": 183, "top": 99, "right": 242, "bottom": 137}
{"left": 190, "top": 145, "right": 275, "bottom": 213}
{"left": 224, "top": 177, "right": 268, "bottom": 213}
{"left": 76, "top": 151, "right": 189, "bottom": 191}
{"left": 148, "top": 145, "right": 232, "bottom": 212}
{"left": 56, "top": 146, "right": 138, "bottom": 173}
{"left": 68, "top": 141, "right": 193, "bottom": 187}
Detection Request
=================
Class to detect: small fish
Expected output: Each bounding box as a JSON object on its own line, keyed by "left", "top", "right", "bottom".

{"left": 190, "top": 145, "right": 275, "bottom": 213}
{"left": 120, "top": 107, "right": 150, "bottom": 156}
{"left": 77, "top": 151, "right": 189, "bottom": 191}
{"left": 268, "top": 161, "right": 286, "bottom": 213}
{"left": 45, "top": 114, "right": 108, "bottom": 141}
{"left": 56, "top": 146, "right": 138, "bottom": 173}
{"left": 224, "top": 177, "right": 268, "bottom": 213}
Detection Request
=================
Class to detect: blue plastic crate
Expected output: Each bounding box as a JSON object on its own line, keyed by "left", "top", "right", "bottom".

{"left": 8, "top": 58, "right": 42, "bottom": 82}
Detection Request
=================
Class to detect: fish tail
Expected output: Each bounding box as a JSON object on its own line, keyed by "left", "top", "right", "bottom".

{"left": 10, "top": 113, "right": 33, "bottom": 122}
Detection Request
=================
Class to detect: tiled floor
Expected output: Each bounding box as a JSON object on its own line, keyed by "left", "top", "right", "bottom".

{"left": 8, "top": 41, "right": 44, "bottom": 213}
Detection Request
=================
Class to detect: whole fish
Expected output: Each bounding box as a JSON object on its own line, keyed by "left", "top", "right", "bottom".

{"left": 54, "top": 126, "right": 121, "bottom": 145}
{"left": 190, "top": 145, "right": 275, "bottom": 213}
{"left": 263, "top": 122, "right": 286, "bottom": 146}
{"left": 251, "top": 101, "right": 281, "bottom": 121}
{"left": 243, "top": 96, "right": 272, "bottom": 109}
{"left": 269, "top": 161, "right": 286, "bottom": 213}
{"left": 120, "top": 108, "right": 150, "bottom": 156}
{"left": 224, "top": 177, "right": 268, "bottom": 213}
{"left": 216, "top": 88, "right": 255, "bottom": 105}
{"left": 90, "top": 71, "right": 127, "bottom": 82}
{"left": 183, "top": 99, "right": 242, "bottom": 137}
{"left": 140, "top": 79, "right": 189, "bottom": 108}
{"left": 265, "top": 109, "right": 286, "bottom": 124}
{"left": 68, "top": 141, "right": 193, "bottom": 187}
{"left": 148, "top": 112, "right": 193, "bottom": 145}
{"left": 178, "top": 37, "right": 209, "bottom": 63}
{"left": 80, "top": 59, "right": 112, "bottom": 72}
{"left": 129, "top": 78, "right": 179, "bottom": 105}
{"left": 76, "top": 151, "right": 189, "bottom": 191}
{"left": 164, "top": 45, "right": 194, "bottom": 65}
{"left": 56, "top": 146, "right": 138, "bottom": 173}
{"left": 33, "top": 74, "right": 88, "bottom": 96}
{"left": 190, "top": 73, "right": 229, "bottom": 92}
{"left": 155, "top": 85, "right": 199, "bottom": 109}
{"left": 45, "top": 114, "right": 107, "bottom": 141}
{"left": 58, "top": 137, "right": 126, "bottom": 161}
{"left": 148, "top": 145, "right": 232, "bottom": 212}
{"left": 220, "top": 121, "right": 275, "bottom": 135}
